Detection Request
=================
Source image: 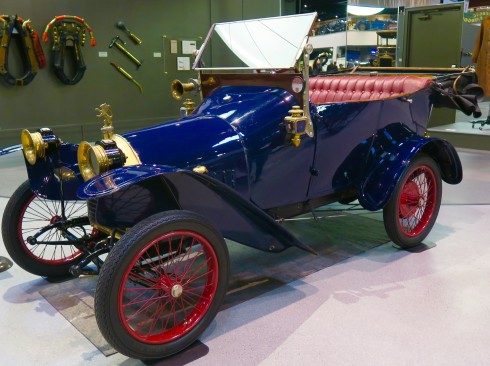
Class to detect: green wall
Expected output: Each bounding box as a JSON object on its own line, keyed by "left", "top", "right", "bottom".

{"left": 0, "top": 0, "right": 284, "bottom": 148}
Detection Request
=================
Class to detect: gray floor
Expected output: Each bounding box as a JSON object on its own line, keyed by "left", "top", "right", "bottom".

{"left": 1, "top": 148, "right": 490, "bottom": 366}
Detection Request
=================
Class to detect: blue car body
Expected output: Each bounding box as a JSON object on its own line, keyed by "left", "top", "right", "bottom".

{"left": 16, "top": 78, "right": 464, "bottom": 253}
{"left": 2, "top": 12, "right": 478, "bottom": 256}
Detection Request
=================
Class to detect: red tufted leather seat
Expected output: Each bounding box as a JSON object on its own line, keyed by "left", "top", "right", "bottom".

{"left": 308, "top": 75, "right": 433, "bottom": 104}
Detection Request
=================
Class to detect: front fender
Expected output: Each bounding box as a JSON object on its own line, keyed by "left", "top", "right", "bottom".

{"left": 1, "top": 142, "right": 83, "bottom": 200}
{"left": 78, "top": 164, "right": 314, "bottom": 254}
{"left": 358, "top": 137, "right": 462, "bottom": 211}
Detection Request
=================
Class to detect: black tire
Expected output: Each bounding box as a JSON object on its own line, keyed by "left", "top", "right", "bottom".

{"left": 94, "top": 210, "right": 229, "bottom": 360}
{"left": 383, "top": 154, "right": 442, "bottom": 248}
{"left": 1, "top": 180, "right": 89, "bottom": 277}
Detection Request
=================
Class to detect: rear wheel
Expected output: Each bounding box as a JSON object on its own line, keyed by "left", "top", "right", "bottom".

{"left": 383, "top": 154, "right": 442, "bottom": 248}
{"left": 94, "top": 210, "right": 229, "bottom": 360}
{"left": 1, "top": 180, "right": 90, "bottom": 277}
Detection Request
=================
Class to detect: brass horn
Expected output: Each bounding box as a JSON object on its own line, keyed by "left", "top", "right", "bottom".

{"left": 171, "top": 79, "right": 198, "bottom": 100}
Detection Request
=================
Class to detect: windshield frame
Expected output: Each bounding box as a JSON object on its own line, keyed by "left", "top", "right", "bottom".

{"left": 193, "top": 12, "right": 318, "bottom": 71}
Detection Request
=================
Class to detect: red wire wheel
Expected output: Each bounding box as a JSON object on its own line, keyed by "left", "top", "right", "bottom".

{"left": 397, "top": 166, "right": 436, "bottom": 236}
{"left": 18, "top": 196, "right": 85, "bottom": 264}
{"left": 119, "top": 230, "right": 219, "bottom": 344}
{"left": 2, "top": 180, "right": 89, "bottom": 277}
{"left": 383, "top": 154, "right": 442, "bottom": 248}
{"left": 95, "top": 210, "right": 229, "bottom": 360}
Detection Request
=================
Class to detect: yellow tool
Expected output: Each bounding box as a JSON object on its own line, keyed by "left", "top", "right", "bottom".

{"left": 109, "top": 35, "right": 142, "bottom": 69}
{"left": 110, "top": 62, "right": 143, "bottom": 94}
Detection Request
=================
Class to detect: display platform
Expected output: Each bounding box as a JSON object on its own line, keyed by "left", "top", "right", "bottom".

{"left": 429, "top": 101, "right": 490, "bottom": 150}
{"left": 39, "top": 210, "right": 389, "bottom": 360}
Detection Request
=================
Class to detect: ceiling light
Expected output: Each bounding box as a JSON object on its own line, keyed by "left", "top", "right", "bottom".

{"left": 347, "top": 5, "right": 384, "bottom": 16}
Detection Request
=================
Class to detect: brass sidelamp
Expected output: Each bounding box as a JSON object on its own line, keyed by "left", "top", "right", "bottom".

{"left": 284, "top": 106, "right": 308, "bottom": 147}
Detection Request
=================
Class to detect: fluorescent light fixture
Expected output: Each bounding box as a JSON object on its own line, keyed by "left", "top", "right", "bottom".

{"left": 347, "top": 5, "right": 384, "bottom": 16}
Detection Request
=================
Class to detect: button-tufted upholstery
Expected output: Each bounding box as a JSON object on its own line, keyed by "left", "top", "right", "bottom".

{"left": 308, "top": 75, "right": 433, "bottom": 104}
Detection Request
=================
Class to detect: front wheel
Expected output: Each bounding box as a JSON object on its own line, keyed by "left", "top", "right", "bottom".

{"left": 94, "top": 210, "right": 229, "bottom": 360}
{"left": 383, "top": 154, "right": 442, "bottom": 248}
{"left": 1, "top": 180, "right": 90, "bottom": 277}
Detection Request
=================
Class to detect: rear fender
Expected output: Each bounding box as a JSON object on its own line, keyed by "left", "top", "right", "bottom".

{"left": 78, "top": 164, "right": 314, "bottom": 254}
{"left": 358, "top": 137, "right": 462, "bottom": 211}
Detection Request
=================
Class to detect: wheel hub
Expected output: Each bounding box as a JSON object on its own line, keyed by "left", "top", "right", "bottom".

{"left": 50, "top": 215, "right": 62, "bottom": 224}
{"left": 400, "top": 181, "right": 420, "bottom": 218}
{"left": 158, "top": 276, "right": 184, "bottom": 298}
{"left": 171, "top": 284, "right": 183, "bottom": 298}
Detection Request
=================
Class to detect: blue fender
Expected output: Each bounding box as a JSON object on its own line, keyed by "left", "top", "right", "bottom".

{"left": 0, "top": 142, "right": 83, "bottom": 200}
{"left": 78, "top": 164, "right": 316, "bottom": 254}
{"left": 358, "top": 137, "right": 462, "bottom": 211}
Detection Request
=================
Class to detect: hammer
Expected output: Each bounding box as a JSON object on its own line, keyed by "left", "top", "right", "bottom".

{"left": 109, "top": 35, "right": 142, "bottom": 69}
{"left": 116, "top": 21, "right": 142, "bottom": 45}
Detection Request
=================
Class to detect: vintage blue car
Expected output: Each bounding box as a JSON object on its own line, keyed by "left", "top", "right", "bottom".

{"left": 316, "top": 18, "right": 347, "bottom": 34}
{"left": 0, "top": 13, "right": 482, "bottom": 360}
{"left": 355, "top": 17, "right": 397, "bottom": 31}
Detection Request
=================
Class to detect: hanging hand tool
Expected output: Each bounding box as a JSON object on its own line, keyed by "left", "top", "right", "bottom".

{"left": 109, "top": 36, "right": 142, "bottom": 69}
{"left": 110, "top": 62, "right": 143, "bottom": 94}
{"left": 116, "top": 21, "right": 142, "bottom": 45}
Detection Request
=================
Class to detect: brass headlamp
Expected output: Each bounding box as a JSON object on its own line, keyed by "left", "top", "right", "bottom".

{"left": 78, "top": 103, "right": 141, "bottom": 181}
{"left": 78, "top": 139, "right": 126, "bottom": 181}
{"left": 21, "top": 128, "right": 60, "bottom": 165}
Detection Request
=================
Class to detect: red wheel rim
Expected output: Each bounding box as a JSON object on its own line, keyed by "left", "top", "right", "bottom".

{"left": 397, "top": 164, "right": 437, "bottom": 237}
{"left": 18, "top": 195, "right": 85, "bottom": 264}
{"left": 118, "top": 230, "right": 219, "bottom": 344}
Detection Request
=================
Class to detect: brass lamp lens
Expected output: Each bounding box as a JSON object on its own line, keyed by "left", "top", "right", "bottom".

{"left": 91, "top": 144, "right": 110, "bottom": 173}
{"left": 90, "top": 149, "right": 100, "bottom": 173}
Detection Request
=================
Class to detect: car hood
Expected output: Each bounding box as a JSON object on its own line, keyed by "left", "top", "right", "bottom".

{"left": 124, "top": 85, "right": 298, "bottom": 169}
{"left": 123, "top": 113, "right": 242, "bottom": 169}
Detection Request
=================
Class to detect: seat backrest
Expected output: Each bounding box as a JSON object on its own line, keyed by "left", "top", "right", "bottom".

{"left": 309, "top": 75, "right": 433, "bottom": 104}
